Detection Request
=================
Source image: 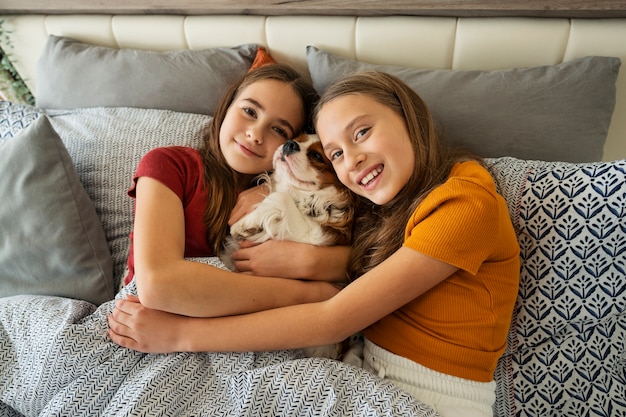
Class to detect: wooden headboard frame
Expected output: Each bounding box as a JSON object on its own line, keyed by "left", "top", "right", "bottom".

{"left": 2, "top": 1, "right": 626, "bottom": 161}
{"left": 2, "top": 0, "right": 626, "bottom": 18}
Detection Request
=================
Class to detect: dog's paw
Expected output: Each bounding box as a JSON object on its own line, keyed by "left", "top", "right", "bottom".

{"left": 230, "top": 223, "right": 264, "bottom": 241}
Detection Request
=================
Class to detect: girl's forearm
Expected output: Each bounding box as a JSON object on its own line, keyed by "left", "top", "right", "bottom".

{"left": 136, "top": 260, "right": 337, "bottom": 318}
{"left": 179, "top": 300, "right": 346, "bottom": 353}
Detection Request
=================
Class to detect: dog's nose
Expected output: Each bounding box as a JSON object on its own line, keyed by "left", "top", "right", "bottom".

{"left": 282, "top": 140, "right": 300, "bottom": 156}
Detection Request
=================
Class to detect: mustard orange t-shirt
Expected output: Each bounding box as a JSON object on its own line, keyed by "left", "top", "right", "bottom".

{"left": 363, "top": 161, "right": 520, "bottom": 382}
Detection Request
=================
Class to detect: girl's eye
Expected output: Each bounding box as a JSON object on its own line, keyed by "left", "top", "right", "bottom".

{"left": 355, "top": 127, "right": 369, "bottom": 140}
{"left": 272, "top": 126, "right": 289, "bottom": 139}
{"left": 243, "top": 107, "right": 257, "bottom": 118}
{"left": 329, "top": 149, "right": 343, "bottom": 161}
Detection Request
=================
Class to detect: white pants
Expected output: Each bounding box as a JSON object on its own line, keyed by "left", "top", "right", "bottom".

{"left": 363, "top": 338, "right": 495, "bottom": 417}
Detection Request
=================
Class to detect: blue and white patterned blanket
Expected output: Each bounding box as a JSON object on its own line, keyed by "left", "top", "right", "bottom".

{"left": 0, "top": 283, "right": 438, "bottom": 417}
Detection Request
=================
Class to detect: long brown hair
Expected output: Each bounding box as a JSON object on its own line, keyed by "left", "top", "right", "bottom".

{"left": 199, "top": 64, "right": 318, "bottom": 254}
{"left": 313, "top": 71, "right": 476, "bottom": 280}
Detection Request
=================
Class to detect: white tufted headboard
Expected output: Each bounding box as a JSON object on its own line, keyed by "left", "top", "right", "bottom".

{"left": 1, "top": 7, "right": 625, "bottom": 161}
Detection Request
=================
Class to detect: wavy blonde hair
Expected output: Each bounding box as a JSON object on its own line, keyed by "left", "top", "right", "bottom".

{"left": 314, "top": 71, "right": 476, "bottom": 279}
{"left": 198, "top": 64, "right": 318, "bottom": 254}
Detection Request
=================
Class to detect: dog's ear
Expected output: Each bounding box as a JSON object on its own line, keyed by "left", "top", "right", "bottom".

{"left": 323, "top": 189, "right": 355, "bottom": 245}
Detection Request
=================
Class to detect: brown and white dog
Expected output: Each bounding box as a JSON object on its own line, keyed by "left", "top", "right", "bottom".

{"left": 220, "top": 134, "right": 355, "bottom": 360}
{"left": 221, "top": 133, "right": 354, "bottom": 268}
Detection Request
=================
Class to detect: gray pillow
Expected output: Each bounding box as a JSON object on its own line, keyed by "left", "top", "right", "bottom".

{"left": 306, "top": 46, "right": 621, "bottom": 163}
{"left": 0, "top": 115, "right": 114, "bottom": 305}
{"left": 47, "top": 106, "right": 210, "bottom": 287}
{"left": 36, "top": 35, "right": 259, "bottom": 115}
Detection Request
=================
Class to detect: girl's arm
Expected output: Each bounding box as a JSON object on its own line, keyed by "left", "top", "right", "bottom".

{"left": 132, "top": 177, "right": 339, "bottom": 318}
{"left": 108, "top": 246, "right": 457, "bottom": 353}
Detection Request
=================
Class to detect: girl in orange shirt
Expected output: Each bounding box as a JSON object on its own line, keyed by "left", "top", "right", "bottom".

{"left": 109, "top": 71, "right": 520, "bottom": 417}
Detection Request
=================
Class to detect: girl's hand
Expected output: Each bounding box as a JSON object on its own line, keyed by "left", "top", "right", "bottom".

{"left": 232, "top": 240, "right": 350, "bottom": 282}
{"left": 229, "top": 184, "right": 269, "bottom": 226}
{"left": 107, "top": 295, "right": 187, "bottom": 353}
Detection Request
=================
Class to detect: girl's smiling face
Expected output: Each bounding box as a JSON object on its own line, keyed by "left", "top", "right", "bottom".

{"left": 316, "top": 93, "right": 415, "bottom": 205}
{"left": 220, "top": 79, "right": 304, "bottom": 175}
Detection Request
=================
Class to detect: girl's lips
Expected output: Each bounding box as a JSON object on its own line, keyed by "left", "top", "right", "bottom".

{"left": 236, "top": 140, "right": 261, "bottom": 158}
{"left": 358, "top": 164, "right": 383, "bottom": 187}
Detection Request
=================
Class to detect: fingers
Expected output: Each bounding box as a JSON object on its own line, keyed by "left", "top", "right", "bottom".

{"left": 107, "top": 299, "right": 139, "bottom": 347}
{"left": 229, "top": 184, "right": 270, "bottom": 225}
{"left": 230, "top": 241, "right": 256, "bottom": 272}
{"left": 231, "top": 245, "right": 256, "bottom": 274}
{"left": 107, "top": 316, "right": 127, "bottom": 339}
{"left": 231, "top": 240, "right": 261, "bottom": 263}
{"left": 237, "top": 239, "right": 261, "bottom": 249}
{"left": 113, "top": 296, "right": 142, "bottom": 314}
{"left": 229, "top": 197, "right": 251, "bottom": 225}
{"left": 231, "top": 240, "right": 279, "bottom": 275}
{"left": 228, "top": 208, "right": 244, "bottom": 226}
{"left": 108, "top": 302, "right": 131, "bottom": 332}
{"left": 107, "top": 315, "right": 137, "bottom": 350}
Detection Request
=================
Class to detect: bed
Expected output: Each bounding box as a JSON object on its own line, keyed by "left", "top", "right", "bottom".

{"left": 0, "top": 1, "right": 625, "bottom": 416}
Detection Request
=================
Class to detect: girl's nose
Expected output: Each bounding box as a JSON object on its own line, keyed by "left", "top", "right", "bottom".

{"left": 246, "top": 125, "right": 263, "bottom": 143}
{"left": 345, "top": 149, "right": 365, "bottom": 170}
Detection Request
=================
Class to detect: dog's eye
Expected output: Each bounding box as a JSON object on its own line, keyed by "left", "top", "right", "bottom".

{"left": 308, "top": 150, "right": 325, "bottom": 163}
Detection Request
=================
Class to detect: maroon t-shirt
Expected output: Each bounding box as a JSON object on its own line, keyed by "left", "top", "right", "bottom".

{"left": 124, "top": 146, "right": 213, "bottom": 285}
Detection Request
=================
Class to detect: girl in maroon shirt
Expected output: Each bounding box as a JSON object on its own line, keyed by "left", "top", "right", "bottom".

{"left": 117, "top": 64, "right": 347, "bottom": 319}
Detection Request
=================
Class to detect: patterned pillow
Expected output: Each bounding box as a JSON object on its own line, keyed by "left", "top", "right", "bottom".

{"left": 0, "top": 101, "right": 41, "bottom": 139}
{"left": 488, "top": 157, "right": 626, "bottom": 417}
{"left": 1, "top": 101, "right": 210, "bottom": 288}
